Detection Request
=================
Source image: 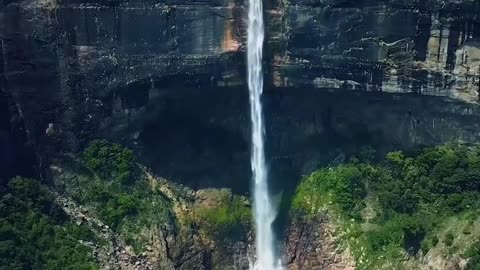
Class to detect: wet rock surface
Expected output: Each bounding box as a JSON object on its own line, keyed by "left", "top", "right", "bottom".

{"left": 284, "top": 215, "right": 355, "bottom": 270}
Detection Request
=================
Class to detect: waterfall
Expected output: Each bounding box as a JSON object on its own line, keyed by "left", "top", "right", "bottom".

{"left": 247, "top": 0, "right": 283, "bottom": 268}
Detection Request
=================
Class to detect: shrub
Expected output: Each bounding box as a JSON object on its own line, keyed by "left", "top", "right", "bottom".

{"left": 465, "top": 241, "right": 480, "bottom": 270}
{"left": 0, "top": 177, "right": 98, "bottom": 269}
{"left": 292, "top": 164, "right": 367, "bottom": 218}
{"left": 444, "top": 232, "right": 454, "bottom": 247}
{"left": 82, "top": 139, "right": 137, "bottom": 185}
{"left": 79, "top": 140, "right": 145, "bottom": 227}
{"left": 77, "top": 139, "right": 174, "bottom": 251}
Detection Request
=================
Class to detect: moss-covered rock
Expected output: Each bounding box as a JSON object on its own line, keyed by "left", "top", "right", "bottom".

{"left": 189, "top": 188, "right": 251, "bottom": 241}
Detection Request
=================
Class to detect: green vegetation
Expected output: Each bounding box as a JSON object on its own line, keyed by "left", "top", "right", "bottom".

{"left": 292, "top": 143, "right": 480, "bottom": 269}
{"left": 0, "top": 177, "right": 98, "bottom": 270}
{"left": 74, "top": 140, "right": 173, "bottom": 252}
{"left": 190, "top": 189, "right": 251, "bottom": 240}
{"left": 292, "top": 164, "right": 367, "bottom": 219}
{"left": 466, "top": 241, "right": 480, "bottom": 270}
{"left": 83, "top": 139, "right": 138, "bottom": 185}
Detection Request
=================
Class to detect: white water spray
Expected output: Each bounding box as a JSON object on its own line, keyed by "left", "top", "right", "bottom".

{"left": 247, "top": 0, "right": 283, "bottom": 268}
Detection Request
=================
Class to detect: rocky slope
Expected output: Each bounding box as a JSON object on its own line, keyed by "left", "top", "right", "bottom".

{"left": 48, "top": 150, "right": 355, "bottom": 270}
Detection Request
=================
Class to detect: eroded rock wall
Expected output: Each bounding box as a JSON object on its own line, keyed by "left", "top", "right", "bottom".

{"left": 1, "top": 0, "right": 480, "bottom": 189}
{"left": 269, "top": 0, "right": 480, "bottom": 101}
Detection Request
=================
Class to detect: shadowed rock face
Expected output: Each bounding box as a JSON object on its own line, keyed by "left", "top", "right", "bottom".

{"left": 1, "top": 0, "right": 480, "bottom": 189}
{"left": 125, "top": 87, "right": 480, "bottom": 193}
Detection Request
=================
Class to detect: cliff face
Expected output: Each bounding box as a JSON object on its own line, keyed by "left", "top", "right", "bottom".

{"left": 269, "top": 0, "right": 480, "bottom": 101}
{"left": 2, "top": 1, "right": 480, "bottom": 269}
{"left": 1, "top": 0, "right": 480, "bottom": 190}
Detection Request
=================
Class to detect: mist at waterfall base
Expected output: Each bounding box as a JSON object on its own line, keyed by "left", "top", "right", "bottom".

{"left": 247, "top": 0, "right": 283, "bottom": 268}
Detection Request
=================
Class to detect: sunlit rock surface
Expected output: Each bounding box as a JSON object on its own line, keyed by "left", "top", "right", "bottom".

{"left": 269, "top": 0, "right": 480, "bottom": 101}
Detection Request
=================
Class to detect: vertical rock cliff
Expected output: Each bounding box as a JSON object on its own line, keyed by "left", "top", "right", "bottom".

{"left": 1, "top": 0, "right": 480, "bottom": 190}
{"left": 1, "top": 1, "right": 480, "bottom": 269}
{"left": 269, "top": 0, "right": 480, "bottom": 101}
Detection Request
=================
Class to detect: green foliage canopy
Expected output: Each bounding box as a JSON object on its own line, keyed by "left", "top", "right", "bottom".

{"left": 0, "top": 177, "right": 98, "bottom": 270}
{"left": 292, "top": 143, "right": 480, "bottom": 269}
{"left": 83, "top": 139, "right": 138, "bottom": 185}
{"left": 79, "top": 140, "right": 173, "bottom": 252}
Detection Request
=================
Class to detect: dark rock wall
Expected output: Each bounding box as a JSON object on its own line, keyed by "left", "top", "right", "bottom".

{"left": 1, "top": 0, "right": 480, "bottom": 191}
{"left": 0, "top": 0, "right": 245, "bottom": 155}
{"left": 0, "top": 40, "right": 37, "bottom": 181}
{"left": 0, "top": 89, "right": 37, "bottom": 182}
{"left": 108, "top": 85, "right": 480, "bottom": 193}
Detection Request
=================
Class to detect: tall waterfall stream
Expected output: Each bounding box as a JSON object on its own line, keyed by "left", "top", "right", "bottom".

{"left": 247, "top": 0, "right": 283, "bottom": 268}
